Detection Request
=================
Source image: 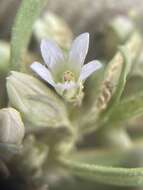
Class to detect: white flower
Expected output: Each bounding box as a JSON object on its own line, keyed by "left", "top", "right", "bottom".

{"left": 31, "top": 33, "right": 102, "bottom": 103}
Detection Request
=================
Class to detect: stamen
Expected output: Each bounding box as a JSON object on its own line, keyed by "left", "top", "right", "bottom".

{"left": 63, "top": 71, "right": 75, "bottom": 82}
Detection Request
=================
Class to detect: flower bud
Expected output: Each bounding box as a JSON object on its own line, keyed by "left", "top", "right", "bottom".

{"left": 33, "top": 12, "right": 73, "bottom": 50}
{"left": 6, "top": 71, "right": 70, "bottom": 128}
{"left": 0, "top": 108, "right": 25, "bottom": 145}
{"left": 110, "top": 16, "right": 134, "bottom": 41}
{"left": 103, "top": 16, "right": 135, "bottom": 59}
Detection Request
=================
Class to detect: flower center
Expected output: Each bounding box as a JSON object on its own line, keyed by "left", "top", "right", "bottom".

{"left": 63, "top": 71, "right": 75, "bottom": 82}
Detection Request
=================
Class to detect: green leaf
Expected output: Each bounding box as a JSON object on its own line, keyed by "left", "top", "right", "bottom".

{"left": 10, "top": 0, "right": 47, "bottom": 70}
{"left": 107, "top": 92, "right": 143, "bottom": 125}
{"left": 100, "top": 47, "right": 129, "bottom": 124}
{"left": 100, "top": 33, "right": 142, "bottom": 126}
{"left": 81, "top": 32, "right": 142, "bottom": 134}
{"left": 7, "top": 71, "right": 70, "bottom": 128}
{"left": 101, "top": 32, "right": 142, "bottom": 114}
{"left": 60, "top": 157, "right": 143, "bottom": 187}
{"left": 104, "top": 47, "right": 128, "bottom": 110}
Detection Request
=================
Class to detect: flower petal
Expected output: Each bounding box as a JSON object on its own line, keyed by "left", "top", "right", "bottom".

{"left": 40, "top": 39, "right": 64, "bottom": 70}
{"left": 79, "top": 60, "right": 102, "bottom": 81}
{"left": 31, "top": 62, "right": 55, "bottom": 86}
{"left": 69, "top": 33, "right": 89, "bottom": 69}
{"left": 55, "top": 82, "right": 77, "bottom": 95}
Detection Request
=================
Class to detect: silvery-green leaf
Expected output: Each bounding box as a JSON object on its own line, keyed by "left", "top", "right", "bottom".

{"left": 100, "top": 33, "right": 142, "bottom": 126}
{"left": 80, "top": 31, "right": 142, "bottom": 134}
{"left": 100, "top": 47, "right": 129, "bottom": 122}
{"left": 6, "top": 71, "right": 70, "bottom": 129}
{"left": 100, "top": 32, "right": 141, "bottom": 111}
{"left": 11, "top": 0, "right": 47, "bottom": 70}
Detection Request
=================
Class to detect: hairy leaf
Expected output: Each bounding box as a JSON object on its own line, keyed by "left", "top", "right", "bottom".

{"left": 100, "top": 32, "right": 142, "bottom": 115}
{"left": 81, "top": 32, "right": 142, "bottom": 134}
{"left": 10, "top": 0, "right": 47, "bottom": 70}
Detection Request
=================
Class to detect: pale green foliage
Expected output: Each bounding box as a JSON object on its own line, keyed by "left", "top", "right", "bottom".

{"left": 3, "top": 0, "right": 143, "bottom": 189}
{"left": 0, "top": 108, "right": 25, "bottom": 144}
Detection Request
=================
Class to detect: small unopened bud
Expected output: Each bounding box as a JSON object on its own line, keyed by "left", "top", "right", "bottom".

{"left": 33, "top": 12, "right": 73, "bottom": 50}
{"left": 6, "top": 71, "right": 70, "bottom": 128}
{"left": 103, "top": 16, "right": 135, "bottom": 59}
{"left": 0, "top": 108, "right": 25, "bottom": 145}
{"left": 110, "top": 16, "right": 134, "bottom": 41}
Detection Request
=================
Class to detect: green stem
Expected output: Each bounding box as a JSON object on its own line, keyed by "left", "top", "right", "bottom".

{"left": 59, "top": 157, "right": 143, "bottom": 187}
